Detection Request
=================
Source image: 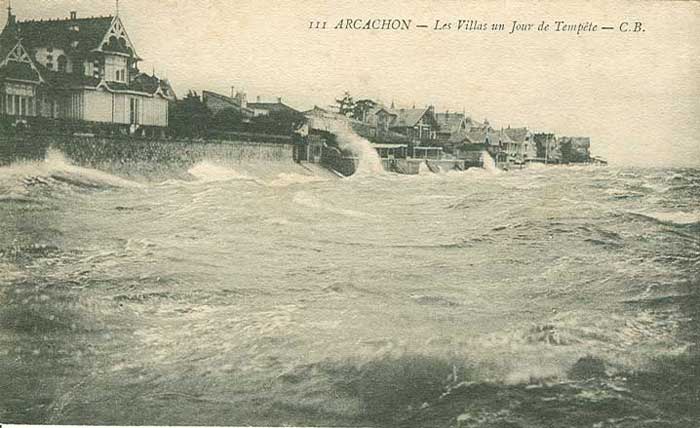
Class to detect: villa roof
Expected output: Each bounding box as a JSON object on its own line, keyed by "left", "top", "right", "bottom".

{"left": 202, "top": 90, "right": 251, "bottom": 112}
{"left": 453, "top": 128, "right": 513, "bottom": 146}
{"left": 0, "top": 30, "right": 44, "bottom": 83}
{"left": 447, "top": 130, "right": 476, "bottom": 145}
{"left": 10, "top": 16, "right": 115, "bottom": 55}
{"left": 465, "top": 117, "right": 487, "bottom": 130}
{"left": 504, "top": 127, "right": 530, "bottom": 143}
{"left": 436, "top": 112, "right": 466, "bottom": 134}
{"left": 389, "top": 107, "right": 431, "bottom": 128}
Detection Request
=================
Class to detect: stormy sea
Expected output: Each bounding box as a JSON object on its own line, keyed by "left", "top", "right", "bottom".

{"left": 0, "top": 148, "right": 698, "bottom": 428}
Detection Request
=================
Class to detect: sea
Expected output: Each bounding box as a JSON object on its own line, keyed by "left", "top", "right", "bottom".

{"left": 0, "top": 147, "right": 698, "bottom": 428}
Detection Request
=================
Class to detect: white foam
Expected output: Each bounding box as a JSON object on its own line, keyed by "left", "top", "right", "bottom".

{"left": 0, "top": 149, "right": 142, "bottom": 189}
{"left": 418, "top": 161, "right": 432, "bottom": 176}
{"left": 481, "top": 151, "right": 501, "bottom": 175}
{"left": 327, "top": 123, "right": 385, "bottom": 177}
{"left": 268, "top": 173, "right": 326, "bottom": 187}
{"left": 187, "top": 161, "right": 259, "bottom": 184}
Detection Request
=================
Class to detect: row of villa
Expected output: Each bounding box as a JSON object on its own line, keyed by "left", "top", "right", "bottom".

{"left": 200, "top": 87, "right": 597, "bottom": 173}
{"left": 0, "top": 7, "right": 598, "bottom": 174}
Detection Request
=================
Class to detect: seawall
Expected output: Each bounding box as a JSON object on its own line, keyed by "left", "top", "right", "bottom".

{"left": 0, "top": 134, "right": 299, "bottom": 179}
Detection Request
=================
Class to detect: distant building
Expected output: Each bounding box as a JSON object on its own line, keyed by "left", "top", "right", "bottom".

{"left": 447, "top": 127, "right": 512, "bottom": 163}
{"left": 202, "top": 90, "right": 254, "bottom": 118}
{"left": 248, "top": 97, "right": 300, "bottom": 117}
{"left": 374, "top": 107, "right": 396, "bottom": 134}
{"left": 436, "top": 111, "right": 468, "bottom": 144}
{"left": 0, "top": 7, "right": 174, "bottom": 128}
{"left": 559, "top": 136, "right": 591, "bottom": 163}
{"left": 388, "top": 106, "right": 438, "bottom": 143}
{"left": 504, "top": 126, "right": 536, "bottom": 162}
{"left": 533, "top": 133, "right": 561, "bottom": 163}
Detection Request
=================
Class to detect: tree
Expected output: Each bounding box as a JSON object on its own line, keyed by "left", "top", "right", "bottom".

{"left": 168, "top": 90, "right": 212, "bottom": 138}
{"left": 211, "top": 107, "right": 244, "bottom": 131}
{"left": 335, "top": 91, "right": 355, "bottom": 117}
{"left": 352, "top": 98, "right": 378, "bottom": 122}
{"left": 249, "top": 109, "right": 306, "bottom": 135}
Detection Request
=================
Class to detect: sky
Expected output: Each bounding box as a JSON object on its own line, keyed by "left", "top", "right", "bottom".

{"left": 7, "top": 0, "right": 700, "bottom": 166}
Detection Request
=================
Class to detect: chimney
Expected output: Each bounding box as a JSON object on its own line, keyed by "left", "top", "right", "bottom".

{"left": 256, "top": 96, "right": 261, "bottom": 103}
{"left": 277, "top": 97, "right": 282, "bottom": 104}
{"left": 70, "top": 11, "right": 77, "bottom": 20}
{"left": 231, "top": 86, "right": 235, "bottom": 98}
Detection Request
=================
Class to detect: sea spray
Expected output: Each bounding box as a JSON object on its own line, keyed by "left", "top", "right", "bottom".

{"left": 418, "top": 160, "right": 432, "bottom": 176}
{"left": 328, "top": 122, "right": 385, "bottom": 177}
{"left": 481, "top": 150, "right": 501, "bottom": 174}
{"left": 0, "top": 148, "right": 143, "bottom": 189}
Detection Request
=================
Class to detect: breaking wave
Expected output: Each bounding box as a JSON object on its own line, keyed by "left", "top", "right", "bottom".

{"left": 629, "top": 210, "right": 700, "bottom": 227}
{"left": 0, "top": 149, "right": 142, "bottom": 191}
{"left": 328, "top": 124, "right": 385, "bottom": 177}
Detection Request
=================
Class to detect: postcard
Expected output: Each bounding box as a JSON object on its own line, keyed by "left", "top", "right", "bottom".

{"left": 0, "top": 1, "right": 698, "bottom": 427}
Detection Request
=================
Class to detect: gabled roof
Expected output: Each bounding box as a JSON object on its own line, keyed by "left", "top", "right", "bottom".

{"left": 367, "top": 105, "right": 384, "bottom": 116}
{"left": 504, "top": 127, "right": 530, "bottom": 143}
{"left": 0, "top": 59, "right": 42, "bottom": 82}
{"left": 375, "top": 107, "right": 396, "bottom": 117}
{"left": 203, "top": 90, "right": 243, "bottom": 106}
{"left": 436, "top": 112, "right": 466, "bottom": 134}
{"left": 303, "top": 105, "right": 331, "bottom": 116}
{"left": 0, "top": 32, "right": 44, "bottom": 83}
{"left": 465, "top": 117, "right": 487, "bottom": 130}
{"left": 202, "top": 89, "right": 252, "bottom": 114}
{"left": 9, "top": 16, "right": 114, "bottom": 55}
{"left": 389, "top": 107, "right": 433, "bottom": 128}
{"left": 447, "top": 130, "right": 476, "bottom": 145}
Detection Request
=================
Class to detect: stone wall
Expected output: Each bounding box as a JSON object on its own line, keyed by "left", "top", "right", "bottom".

{"left": 0, "top": 134, "right": 296, "bottom": 179}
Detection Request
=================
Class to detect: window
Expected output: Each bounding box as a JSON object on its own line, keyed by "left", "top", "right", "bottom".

{"left": 129, "top": 98, "right": 140, "bottom": 124}
{"left": 57, "top": 56, "right": 68, "bottom": 73}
